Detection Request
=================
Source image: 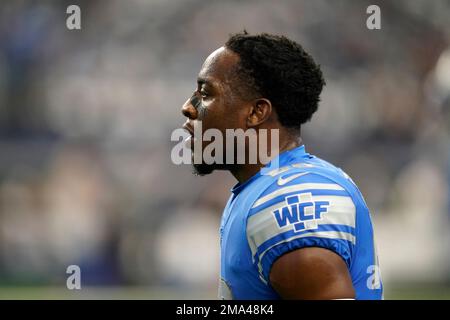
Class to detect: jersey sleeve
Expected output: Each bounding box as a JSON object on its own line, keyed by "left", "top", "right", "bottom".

{"left": 246, "top": 171, "right": 357, "bottom": 284}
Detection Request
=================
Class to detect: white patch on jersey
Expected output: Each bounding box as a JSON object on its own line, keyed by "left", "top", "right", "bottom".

{"left": 252, "top": 183, "right": 345, "bottom": 208}
{"left": 247, "top": 195, "right": 356, "bottom": 258}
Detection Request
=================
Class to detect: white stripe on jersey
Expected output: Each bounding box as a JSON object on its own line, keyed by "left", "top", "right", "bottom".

{"left": 252, "top": 183, "right": 345, "bottom": 208}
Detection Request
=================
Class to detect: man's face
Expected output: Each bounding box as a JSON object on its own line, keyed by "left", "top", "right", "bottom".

{"left": 181, "top": 47, "right": 250, "bottom": 175}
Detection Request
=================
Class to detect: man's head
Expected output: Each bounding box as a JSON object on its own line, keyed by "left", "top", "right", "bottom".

{"left": 181, "top": 31, "right": 325, "bottom": 176}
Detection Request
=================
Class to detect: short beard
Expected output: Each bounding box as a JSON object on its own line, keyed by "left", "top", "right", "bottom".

{"left": 192, "top": 163, "right": 215, "bottom": 176}
{"left": 192, "top": 162, "right": 232, "bottom": 176}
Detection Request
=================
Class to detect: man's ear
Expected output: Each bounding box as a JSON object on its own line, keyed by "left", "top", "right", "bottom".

{"left": 247, "top": 98, "right": 272, "bottom": 128}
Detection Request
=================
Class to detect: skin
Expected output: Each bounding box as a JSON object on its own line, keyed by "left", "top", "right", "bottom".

{"left": 181, "top": 47, "right": 355, "bottom": 299}
{"left": 182, "top": 47, "right": 300, "bottom": 180}
{"left": 270, "top": 247, "right": 355, "bottom": 299}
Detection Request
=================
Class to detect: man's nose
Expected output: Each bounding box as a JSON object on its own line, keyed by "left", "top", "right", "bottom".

{"left": 181, "top": 98, "right": 198, "bottom": 119}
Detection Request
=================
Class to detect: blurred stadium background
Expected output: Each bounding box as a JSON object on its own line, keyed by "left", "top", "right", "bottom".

{"left": 0, "top": 0, "right": 449, "bottom": 299}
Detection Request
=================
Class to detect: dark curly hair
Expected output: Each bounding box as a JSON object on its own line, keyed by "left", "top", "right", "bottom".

{"left": 225, "top": 31, "right": 325, "bottom": 128}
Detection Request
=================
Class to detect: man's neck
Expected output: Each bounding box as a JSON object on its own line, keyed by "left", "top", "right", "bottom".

{"left": 230, "top": 136, "right": 302, "bottom": 184}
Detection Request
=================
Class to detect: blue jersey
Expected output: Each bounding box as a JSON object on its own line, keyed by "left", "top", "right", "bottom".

{"left": 219, "top": 145, "right": 383, "bottom": 300}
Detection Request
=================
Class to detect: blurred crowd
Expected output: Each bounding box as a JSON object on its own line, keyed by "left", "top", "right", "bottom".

{"left": 0, "top": 0, "right": 449, "bottom": 294}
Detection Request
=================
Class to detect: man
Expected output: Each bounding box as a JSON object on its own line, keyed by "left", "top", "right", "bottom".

{"left": 181, "top": 32, "right": 383, "bottom": 300}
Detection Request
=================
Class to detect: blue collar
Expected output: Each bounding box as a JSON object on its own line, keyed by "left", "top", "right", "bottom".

{"left": 231, "top": 145, "right": 309, "bottom": 195}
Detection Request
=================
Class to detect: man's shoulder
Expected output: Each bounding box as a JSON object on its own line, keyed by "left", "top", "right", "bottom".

{"left": 252, "top": 159, "right": 358, "bottom": 207}
{"left": 244, "top": 158, "right": 360, "bottom": 283}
